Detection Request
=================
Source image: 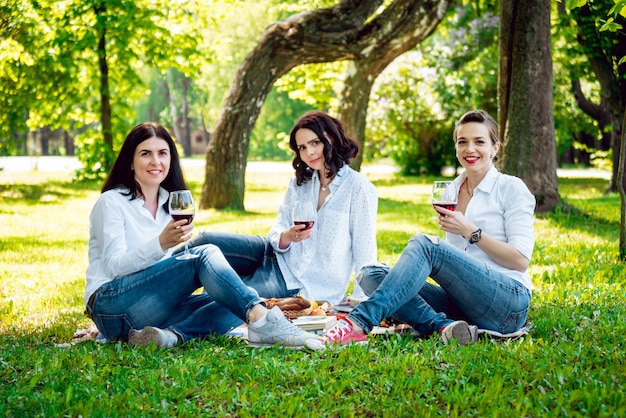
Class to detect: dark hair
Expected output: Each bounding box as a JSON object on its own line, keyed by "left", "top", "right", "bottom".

{"left": 288, "top": 110, "right": 360, "bottom": 186}
{"left": 101, "top": 122, "right": 187, "bottom": 210}
{"left": 453, "top": 110, "right": 500, "bottom": 162}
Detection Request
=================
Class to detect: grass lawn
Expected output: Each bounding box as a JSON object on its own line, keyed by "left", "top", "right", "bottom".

{"left": 1, "top": 161, "right": 624, "bottom": 417}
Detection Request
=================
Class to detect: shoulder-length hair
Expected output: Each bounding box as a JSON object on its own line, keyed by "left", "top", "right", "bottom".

{"left": 101, "top": 122, "right": 187, "bottom": 210}
{"left": 288, "top": 110, "right": 360, "bottom": 186}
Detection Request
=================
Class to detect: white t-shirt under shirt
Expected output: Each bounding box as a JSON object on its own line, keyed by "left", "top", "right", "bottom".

{"left": 268, "top": 165, "right": 378, "bottom": 305}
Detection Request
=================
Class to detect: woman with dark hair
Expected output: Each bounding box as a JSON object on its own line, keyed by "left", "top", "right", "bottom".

{"left": 306, "top": 110, "right": 536, "bottom": 350}
{"left": 185, "top": 110, "right": 378, "bottom": 305}
{"left": 85, "top": 122, "right": 316, "bottom": 348}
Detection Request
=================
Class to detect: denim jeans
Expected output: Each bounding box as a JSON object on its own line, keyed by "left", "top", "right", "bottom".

{"left": 90, "top": 243, "right": 264, "bottom": 342}
{"left": 349, "top": 234, "right": 531, "bottom": 336}
{"left": 184, "top": 231, "right": 298, "bottom": 299}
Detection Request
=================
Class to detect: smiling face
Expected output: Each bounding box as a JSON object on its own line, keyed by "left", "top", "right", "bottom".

{"left": 455, "top": 121, "right": 500, "bottom": 177}
{"left": 131, "top": 137, "right": 171, "bottom": 194}
{"left": 295, "top": 128, "right": 327, "bottom": 172}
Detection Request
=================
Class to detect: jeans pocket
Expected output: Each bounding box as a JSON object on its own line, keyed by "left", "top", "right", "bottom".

{"left": 499, "top": 307, "right": 529, "bottom": 334}
{"left": 95, "top": 313, "right": 136, "bottom": 342}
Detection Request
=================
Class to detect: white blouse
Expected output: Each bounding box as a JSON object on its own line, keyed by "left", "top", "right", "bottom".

{"left": 84, "top": 187, "right": 171, "bottom": 305}
{"left": 268, "top": 165, "right": 378, "bottom": 305}
{"left": 447, "top": 166, "right": 536, "bottom": 290}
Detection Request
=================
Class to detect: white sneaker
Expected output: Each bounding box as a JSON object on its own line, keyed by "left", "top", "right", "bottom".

{"left": 128, "top": 326, "right": 178, "bottom": 348}
{"left": 248, "top": 306, "right": 318, "bottom": 348}
{"left": 440, "top": 320, "right": 478, "bottom": 346}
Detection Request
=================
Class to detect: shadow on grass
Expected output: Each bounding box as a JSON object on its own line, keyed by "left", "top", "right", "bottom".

{"left": 537, "top": 198, "right": 619, "bottom": 241}
{"left": 0, "top": 179, "right": 99, "bottom": 206}
{"left": 0, "top": 236, "right": 87, "bottom": 252}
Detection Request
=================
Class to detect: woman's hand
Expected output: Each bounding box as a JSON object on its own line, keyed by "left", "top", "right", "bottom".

{"left": 278, "top": 224, "right": 312, "bottom": 249}
{"left": 435, "top": 206, "right": 476, "bottom": 238}
{"left": 434, "top": 206, "right": 529, "bottom": 272}
{"left": 159, "top": 219, "right": 194, "bottom": 251}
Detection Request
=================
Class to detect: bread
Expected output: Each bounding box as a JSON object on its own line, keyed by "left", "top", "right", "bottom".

{"left": 265, "top": 296, "right": 313, "bottom": 318}
{"left": 265, "top": 296, "right": 311, "bottom": 311}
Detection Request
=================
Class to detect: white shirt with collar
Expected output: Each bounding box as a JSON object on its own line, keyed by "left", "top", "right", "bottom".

{"left": 268, "top": 165, "right": 378, "bottom": 305}
{"left": 84, "top": 187, "right": 171, "bottom": 305}
{"left": 447, "top": 166, "right": 536, "bottom": 290}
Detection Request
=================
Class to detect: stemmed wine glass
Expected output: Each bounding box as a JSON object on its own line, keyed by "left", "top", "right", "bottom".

{"left": 169, "top": 190, "right": 199, "bottom": 260}
{"left": 431, "top": 181, "right": 458, "bottom": 237}
{"left": 292, "top": 200, "right": 317, "bottom": 231}
{"left": 431, "top": 181, "right": 458, "bottom": 212}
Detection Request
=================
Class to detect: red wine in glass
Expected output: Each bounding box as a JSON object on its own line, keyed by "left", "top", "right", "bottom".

{"left": 294, "top": 220, "right": 315, "bottom": 230}
{"left": 171, "top": 213, "right": 195, "bottom": 224}
{"left": 169, "top": 190, "right": 199, "bottom": 260}
{"left": 432, "top": 202, "right": 457, "bottom": 211}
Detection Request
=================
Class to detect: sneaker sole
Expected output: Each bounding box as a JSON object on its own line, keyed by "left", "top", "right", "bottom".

{"left": 128, "top": 327, "right": 161, "bottom": 347}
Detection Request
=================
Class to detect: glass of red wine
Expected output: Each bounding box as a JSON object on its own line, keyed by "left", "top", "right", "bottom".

{"left": 169, "top": 190, "right": 199, "bottom": 260}
{"left": 431, "top": 181, "right": 458, "bottom": 212}
{"left": 292, "top": 200, "right": 317, "bottom": 232}
{"left": 432, "top": 181, "right": 457, "bottom": 237}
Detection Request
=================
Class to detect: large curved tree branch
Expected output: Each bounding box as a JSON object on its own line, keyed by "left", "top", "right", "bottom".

{"left": 200, "top": 0, "right": 450, "bottom": 210}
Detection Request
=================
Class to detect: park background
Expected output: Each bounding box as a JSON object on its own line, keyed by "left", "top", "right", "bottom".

{"left": 1, "top": 0, "right": 625, "bottom": 416}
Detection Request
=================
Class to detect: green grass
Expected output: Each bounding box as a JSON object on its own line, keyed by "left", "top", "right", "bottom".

{"left": 1, "top": 163, "right": 624, "bottom": 417}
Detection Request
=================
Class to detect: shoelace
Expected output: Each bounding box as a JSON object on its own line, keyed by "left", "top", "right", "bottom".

{"left": 321, "top": 320, "right": 351, "bottom": 342}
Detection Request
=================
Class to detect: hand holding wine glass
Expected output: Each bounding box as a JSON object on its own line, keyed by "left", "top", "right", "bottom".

{"left": 169, "top": 190, "right": 199, "bottom": 260}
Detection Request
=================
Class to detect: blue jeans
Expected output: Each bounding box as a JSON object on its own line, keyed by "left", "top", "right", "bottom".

{"left": 349, "top": 234, "right": 531, "bottom": 336}
{"left": 184, "top": 232, "right": 298, "bottom": 299}
{"left": 89, "top": 244, "right": 264, "bottom": 342}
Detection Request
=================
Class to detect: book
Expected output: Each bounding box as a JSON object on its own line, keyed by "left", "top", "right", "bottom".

{"left": 291, "top": 315, "right": 338, "bottom": 332}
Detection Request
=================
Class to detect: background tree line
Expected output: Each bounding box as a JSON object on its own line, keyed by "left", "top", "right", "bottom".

{"left": 1, "top": 0, "right": 624, "bottom": 249}
{"left": 0, "top": 0, "right": 617, "bottom": 177}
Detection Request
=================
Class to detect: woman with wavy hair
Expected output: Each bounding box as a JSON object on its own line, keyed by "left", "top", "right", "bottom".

{"left": 185, "top": 110, "right": 378, "bottom": 306}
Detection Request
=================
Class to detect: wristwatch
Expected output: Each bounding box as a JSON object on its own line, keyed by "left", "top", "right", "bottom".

{"left": 469, "top": 228, "right": 482, "bottom": 244}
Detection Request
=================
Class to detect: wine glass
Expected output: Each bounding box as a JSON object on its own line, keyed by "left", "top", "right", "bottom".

{"left": 432, "top": 181, "right": 458, "bottom": 238}
{"left": 169, "top": 190, "right": 199, "bottom": 260}
{"left": 292, "top": 200, "right": 317, "bottom": 231}
{"left": 431, "top": 181, "right": 458, "bottom": 212}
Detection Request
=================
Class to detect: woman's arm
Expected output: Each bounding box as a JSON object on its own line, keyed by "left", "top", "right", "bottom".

{"left": 91, "top": 193, "right": 167, "bottom": 278}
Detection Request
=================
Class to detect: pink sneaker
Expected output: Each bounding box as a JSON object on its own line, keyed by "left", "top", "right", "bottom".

{"left": 304, "top": 319, "right": 368, "bottom": 351}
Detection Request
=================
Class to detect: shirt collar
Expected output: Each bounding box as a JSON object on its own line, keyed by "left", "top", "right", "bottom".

{"left": 454, "top": 165, "right": 498, "bottom": 194}
{"left": 314, "top": 164, "right": 350, "bottom": 191}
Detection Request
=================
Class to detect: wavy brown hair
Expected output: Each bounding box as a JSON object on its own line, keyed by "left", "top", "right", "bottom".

{"left": 288, "top": 111, "right": 360, "bottom": 186}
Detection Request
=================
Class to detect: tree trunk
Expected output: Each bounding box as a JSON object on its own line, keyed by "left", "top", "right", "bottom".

{"left": 64, "top": 130, "right": 74, "bottom": 156}
{"left": 95, "top": 4, "right": 113, "bottom": 158}
{"left": 166, "top": 69, "right": 183, "bottom": 148}
{"left": 499, "top": 0, "right": 560, "bottom": 212}
{"left": 39, "top": 126, "right": 50, "bottom": 156}
{"left": 182, "top": 75, "right": 191, "bottom": 157}
{"left": 201, "top": 0, "right": 451, "bottom": 209}
{"left": 570, "top": 2, "right": 626, "bottom": 194}
{"left": 617, "top": 111, "right": 626, "bottom": 261}
{"left": 338, "top": 0, "right": 449, "bottom": 172}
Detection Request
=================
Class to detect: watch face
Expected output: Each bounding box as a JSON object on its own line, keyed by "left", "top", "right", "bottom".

{"left": 470, "top": 229, "right": 481, "bottom": 243}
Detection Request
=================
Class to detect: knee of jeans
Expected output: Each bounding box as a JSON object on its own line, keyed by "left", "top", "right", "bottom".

{"left": 357, "top": 263, "right": 389, "bottom": 293}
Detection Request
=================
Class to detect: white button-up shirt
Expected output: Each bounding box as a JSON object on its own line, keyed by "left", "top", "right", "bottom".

{"left": 268, "top": 165, "right": 378, "bottom": 305}
{"left": 447, "top": 166, "right": 536, "bottom": 290}
{"left": 84, "top": 187, "right": 171, "bottom": 305}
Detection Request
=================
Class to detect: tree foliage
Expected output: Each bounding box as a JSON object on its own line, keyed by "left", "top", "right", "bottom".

{"left": 200, "top": 0, "right": 451, "bottom": 210}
